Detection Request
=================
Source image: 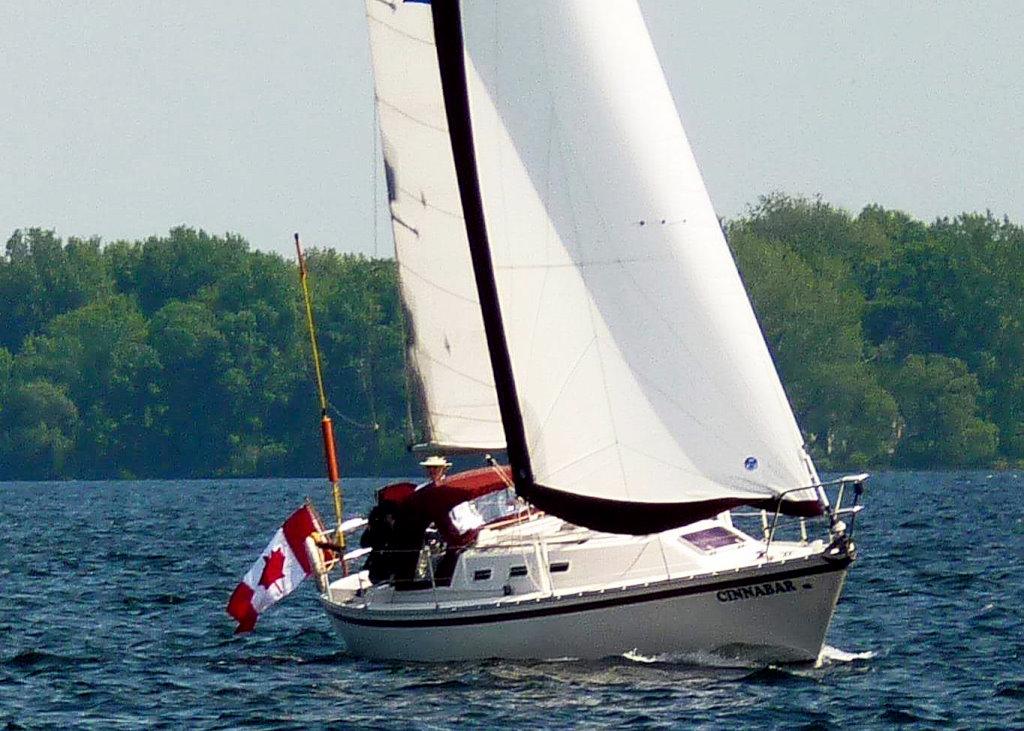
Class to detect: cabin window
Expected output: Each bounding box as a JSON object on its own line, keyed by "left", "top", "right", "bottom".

{"left": 680, "top": 526, "right": 744, "bottom": 552}
{"left": 549, "top": 561, "right": 570, "bottom": 573}
{"left": 509, "top": 565, "right": 528, "bottom": 578}
{"left": 473, "top": 568, "right": 492, "bottom": 581}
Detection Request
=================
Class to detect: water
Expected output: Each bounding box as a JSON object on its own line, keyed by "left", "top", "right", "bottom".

{"left": 1, "top": 472, "right": 1021, "bottom": 729}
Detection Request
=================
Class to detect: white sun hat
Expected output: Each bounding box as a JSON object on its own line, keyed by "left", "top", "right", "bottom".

{"left": 419, "top": 455, "right": 452, "bottom": 469}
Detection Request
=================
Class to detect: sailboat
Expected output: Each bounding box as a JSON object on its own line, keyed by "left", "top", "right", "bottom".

{"left": 306, "top": 0, "right": 866, "bottom": 662}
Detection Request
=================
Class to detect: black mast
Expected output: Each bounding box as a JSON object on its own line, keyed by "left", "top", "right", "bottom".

{"left": 430, "top": 0, "right": 535, "bottom": 490}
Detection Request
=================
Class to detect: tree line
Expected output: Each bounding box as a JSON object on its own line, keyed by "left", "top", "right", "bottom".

{"left": 729, "top": 195, "right": 1022, "bottom": 470}
{"left": 0, "top": 228, "right": 409, "bottom": 480}
{"left": 1, "top": 195, "right": 1022, "bottom": 480}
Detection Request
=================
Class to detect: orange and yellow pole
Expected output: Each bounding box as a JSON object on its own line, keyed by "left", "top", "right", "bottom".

{"left": 294, "top": 233, "right": 347, "bottom": 571}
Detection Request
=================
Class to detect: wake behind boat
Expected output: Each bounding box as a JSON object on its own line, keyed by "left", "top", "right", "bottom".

{"left": 292, "top": 0, "right": 868, "bottom": 662}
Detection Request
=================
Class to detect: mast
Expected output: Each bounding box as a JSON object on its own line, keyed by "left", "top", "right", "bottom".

{"left": 429, "top": 0, "right": 535, "bottom": 491}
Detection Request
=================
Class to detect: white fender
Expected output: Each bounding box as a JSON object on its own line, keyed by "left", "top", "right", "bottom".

{"left": 305, "top": 535, "right": 328, "bottom": 594}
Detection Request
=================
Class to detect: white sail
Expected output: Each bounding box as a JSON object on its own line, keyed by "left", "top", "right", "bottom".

{"left": 365, "top": 0, "right": 503, "bottom": 450}
{"left": 457, "top": 1, "right": 820, "bottom": 523}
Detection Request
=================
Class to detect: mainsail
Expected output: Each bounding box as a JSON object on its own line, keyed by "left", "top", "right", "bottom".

{"left": 366, "top": 0, "right": 504, "bottom": 451}
{"left": 371, "top": 0, "right": 822, "bottom": 533}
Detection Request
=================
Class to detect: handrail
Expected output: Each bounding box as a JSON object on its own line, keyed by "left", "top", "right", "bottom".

{"left": 335, "top": 507, "right": 866, "bottom": 563}
{"left": 759, "top": 475, "right": 868, "bottom": 555}
{"left": 762, "top": 484, "right": 810, "bottom": 556}
{"left": 339, "top": 517, "right": 369, "bottom": 533}
{"left": 322, "top": 475, "right": 869, "bottom": 590}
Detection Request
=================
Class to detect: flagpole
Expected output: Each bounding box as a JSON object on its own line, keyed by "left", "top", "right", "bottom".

{"left": 294, "top": 233, "right": 347, "bottom": 573}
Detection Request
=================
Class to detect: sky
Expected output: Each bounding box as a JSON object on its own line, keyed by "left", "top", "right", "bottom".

{"left": 1, "top": 1, "right": 1022, "bottom": 259}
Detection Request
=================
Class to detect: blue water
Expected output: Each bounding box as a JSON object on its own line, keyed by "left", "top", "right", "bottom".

{"left": 1, "top": 472, "right": 1022, "bottom": 729}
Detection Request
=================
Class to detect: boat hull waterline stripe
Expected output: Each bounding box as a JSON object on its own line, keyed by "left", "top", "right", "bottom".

{"left": 324, "top": 557, "right": 850, "bottom": 628}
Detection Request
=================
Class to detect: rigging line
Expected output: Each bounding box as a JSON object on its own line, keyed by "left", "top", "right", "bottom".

{"left": 372, "top": 96, "right": 380, "bottom": 260}
{"left": 394, "top": 239, "right": 424, "bottom": 443}
{"left": 548, "top": 89, "right": 619, "bottom": 265}
{"left": 376, "top": 96, "right": 449, "bottom": 135}
{"left": 482, "top": 3, "right": 514, "bottom": 318}
{"left": 393, "top": 183, "right": 463, "bottom": 219}
{"left": 656, "top": 535, "right": 672, "bottom": 582}
{"left": 615, "top": 442, "right": 721, "bottom": 486}
{"left": 359, "top": 346, "right": 383, "bottom": 455}
{"left": 530, "top": 335, "right": 599, "bottom": 438}
{"left": 616, "top": 260, "right": 794, "bottom": 451}
{"left": 488, "top": 461, "right": 515, "bottom": 490}
{"left": 549, "top": 112, "right": 630, "bottom": 498}
{"left": 539, "top": 442, "right": 618, "bottom": 484}
{"left": 327, "top": 403, "right": 378, "bottom": 430}
{"left": 391, "top": 213, "right": 419, "bottom": 236}
{"left": 294, "top": 343, "right": 379, "bottom": 431}
{"left": 415, "top": 442, "right": 506, "bottom": 454}
{"left": 626, "top": 366, "right": 781, "bottom": 463}
{"left": 493, "top": 255, "right": 669, "bottom": 270}
{"left": 617, "top": 261, "right": 748, "bottom": 417}
{"left": 536, "top": 100, "right": 776, "bottom": 451}
{"left": 751, "top": 319, "right": 811, "bottom": 449}
{"left": 430, "top": 400, "right": 504, "bottom": 413}
{"left": 402, "top": 363, "right": 419, "bottom": 443}
{"left": 525, "top": 96, "right": 558, "bottom": 373}
{"left": 417, "top": 350, "right": 499, "bottom": 388}
{"left": 617, "top": 543, "right": 654, "bottom": 582}
{"left": 426, "top": 408, "right": 503, "bottom": 423}
{"left": 366, "top": 12, "right": 434, "bottom": 47}
{"left": 396, "top": 261, "right": 482, "bottom": 304}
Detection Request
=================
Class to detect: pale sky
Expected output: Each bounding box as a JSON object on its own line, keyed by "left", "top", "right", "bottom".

{"left": 2, "top": 1, "right": 1022, "bottom": 259}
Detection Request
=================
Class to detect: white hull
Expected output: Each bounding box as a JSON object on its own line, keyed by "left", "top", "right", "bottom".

{"left": 324, "top": 558, "right": 847, "bottom": 662}
{"left": 317, "top": 516, "right": 853, "bottom": 663}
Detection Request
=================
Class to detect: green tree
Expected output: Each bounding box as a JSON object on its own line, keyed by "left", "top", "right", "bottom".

{"left": 728, "top": 202, "right": 900, "bottom": 468}
{"left": 4, "top": 199, "right": 1021, "bottom": 479}
{"left": 0, "top": 229, "right": 112, "bottom": 352}
{"left": 864, "top": 211, "right": 1024, "bottom": 459}
{"left": 301, "top": 251, "right": 410, "bottom": 474}
{"left": 116, "top": 227, "right": 251, "bottom": 315}
{"left": 738, "top": 194, "right": 891, "bottom": 288}
{"left": 888, "top": 354, "right": 998, "bottom": 466}
{"left": 15, "top": 296, "right": 159, "bottom": 477}
{"left": 0, "top": 380, "right": 80, "bottom": 479}
{"left": 0, "top": 347, "right": 13, "bottom": 424}
{"left": 146, "top": 299, "right": 227, "bottom": 476}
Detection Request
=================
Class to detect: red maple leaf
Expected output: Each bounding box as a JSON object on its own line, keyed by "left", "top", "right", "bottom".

{"left": 258, "top": 547, "right": 286, "bottom": 590}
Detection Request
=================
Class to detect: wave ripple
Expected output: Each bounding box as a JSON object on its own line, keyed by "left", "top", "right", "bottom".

{"left": 0, "top": 472, "right": 1021, "bottom": 729}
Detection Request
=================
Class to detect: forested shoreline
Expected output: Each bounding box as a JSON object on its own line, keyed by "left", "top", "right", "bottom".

{"left": 2, "top": 194, "right": 1022, "bottom": 480}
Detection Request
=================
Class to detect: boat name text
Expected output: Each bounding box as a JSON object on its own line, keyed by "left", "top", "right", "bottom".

{"left": 716, "top": 580, "right": 799, "bottom": 602}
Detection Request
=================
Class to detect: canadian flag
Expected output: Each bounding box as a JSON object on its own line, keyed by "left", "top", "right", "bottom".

{"left": 226, "top": 504, "right": 326, "bottom": 633}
